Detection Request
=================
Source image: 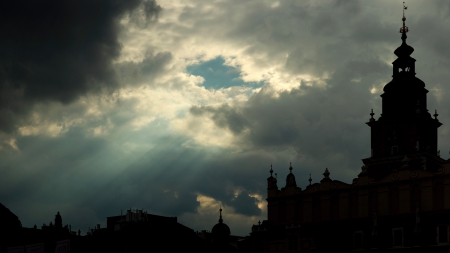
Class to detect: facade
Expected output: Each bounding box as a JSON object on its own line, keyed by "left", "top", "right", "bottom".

{"left": 249, "top": 15, "right": 450, "bottom": 252}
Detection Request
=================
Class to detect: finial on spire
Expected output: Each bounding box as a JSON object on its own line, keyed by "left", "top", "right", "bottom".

{"left": 289, "top": 162, "right": 293, "bottom": 173}
{"left": 308, "top": 173, "right": 312, "bottom": 185}
{"left": 399, "top": 2, "right": 409, "bottom": 37}
{"left": 270, "top": 164, "right": 273, "bottom": 176}
{"left": 370, "top": 109, "right": 375, "bottom": 122}
{"left": 403, "top": 2, "right": 407, "bottom": 20}
{"left": 323, "top": 168, "right": 330, "bottom": 178}
{"left": 219, "top": 206, "right": 223, "bottom": 223}
{"left": 434, "top": 109, "right": 439, "bottom": 120}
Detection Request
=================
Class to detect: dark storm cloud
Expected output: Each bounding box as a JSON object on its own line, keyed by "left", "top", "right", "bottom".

{"left": 0, "top": 0, "right": 161, "bottom": 133}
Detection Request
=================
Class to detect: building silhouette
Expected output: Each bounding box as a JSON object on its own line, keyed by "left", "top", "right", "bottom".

{"left": 93, "top": 209, "right": 204, "bottom": 252}
{"left": 197, "top": 208, "right": 244, "bottom": 252}
{"left": 248, "top": 11, "right": 450, "bottom": 253}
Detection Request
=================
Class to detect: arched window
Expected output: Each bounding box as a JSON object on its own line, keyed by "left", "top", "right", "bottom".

{"left": 349, "top": 192, "right": 359, "bottom": 218}
{"left": 312, "top": 196, "right": 321, "bottom": 221}
{"left": 389, "top": 187, "right": 399, "bottom": 214}
{"left": 369, "top": 190, "right": 378, "bottom": 214}
{"left": 295, "top": 199, "right": 303, "bottom": 222}
{"left": 330, "top": 195, "right": 339, "bottom": 220}
{"left": 411, "top": 184, "right": 421, "bottom": 212}
{"left": 434, "top": 182, "right": 444, "bottom": 210}
{"left": 278, "top": 202, "right": 286, "bottom": 223}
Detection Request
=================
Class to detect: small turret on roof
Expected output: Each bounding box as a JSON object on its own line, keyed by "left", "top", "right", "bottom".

{"left": 286, "top": 163, "right": 297, "bottom": 187}
{"left": 320, "top": 168, "right": 332, "bottom": 183}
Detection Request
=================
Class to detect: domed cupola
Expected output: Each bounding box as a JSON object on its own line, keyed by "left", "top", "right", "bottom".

{"left": 285, "top": 163, "right": 297, "bottom": 187}
{"left": 267, "top": 164, "right": 278, "bottom": 189}
{"left": 211, "top": 207, "right": 230, "bottom": 243}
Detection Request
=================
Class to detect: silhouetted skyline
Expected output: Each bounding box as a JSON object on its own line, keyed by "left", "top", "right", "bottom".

{"left": 1, "top": 1, "right": 450, "bottom": 237}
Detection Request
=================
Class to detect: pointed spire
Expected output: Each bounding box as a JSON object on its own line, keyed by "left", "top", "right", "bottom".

{"left": 308, "top": 173, "right": 312, "bottom": 185}
{"left": 289, "top": 162, "right": 293, "bottom": 173}
{"left": 270, "top": 164, "right": 273, "bottom": 177}
{"left": 394, "top": 2, "right": 413, "bottom": 59}
{"left": 219, "top": 206, "right": 223, "bottom": 223}
{"left": 399, "top": 2, "right": 409, "bottom": 40}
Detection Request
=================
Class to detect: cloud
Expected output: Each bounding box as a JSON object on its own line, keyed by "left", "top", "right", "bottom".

{"left": 0, "top": 0, "right": 162, "bottom": 133}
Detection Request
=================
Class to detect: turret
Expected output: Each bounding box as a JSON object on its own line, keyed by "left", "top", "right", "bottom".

{"left": 267, "top": 165, "right": 278, "bottom": 198}
{"left": 55, "top": 211, "right": 62, "bottom": 228}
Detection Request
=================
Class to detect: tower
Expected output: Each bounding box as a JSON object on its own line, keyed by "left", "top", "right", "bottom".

{"left": 55, "top": 211, "right": 62, "bottom": 229}
{"left": 363, "top": 8, "right": 445, "bottom": 179}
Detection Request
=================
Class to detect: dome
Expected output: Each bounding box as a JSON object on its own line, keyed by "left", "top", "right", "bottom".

{"left": 211, "top": 208, "right": 231, "bottom": 242}
{"left": 212, "top": 222, "right": 231, "bottom": 237}
{"left": 394, "top": 41, "right": 414, "bottom": 57}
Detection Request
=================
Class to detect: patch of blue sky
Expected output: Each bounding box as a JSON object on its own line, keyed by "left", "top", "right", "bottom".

{"left": 187, "top": 57, "right": 263, "bottom": 90}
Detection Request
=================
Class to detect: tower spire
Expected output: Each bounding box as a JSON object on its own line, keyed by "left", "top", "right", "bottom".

{"left": 400, "top": 2, "right": 409, "bottom": 42}
{"left": 219, "top": 206, "right": 223, "bottom": 223}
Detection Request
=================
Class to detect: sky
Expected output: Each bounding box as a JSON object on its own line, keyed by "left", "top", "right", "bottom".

{"left": 1, "top": 0, "right": 450, "bottom": 236}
